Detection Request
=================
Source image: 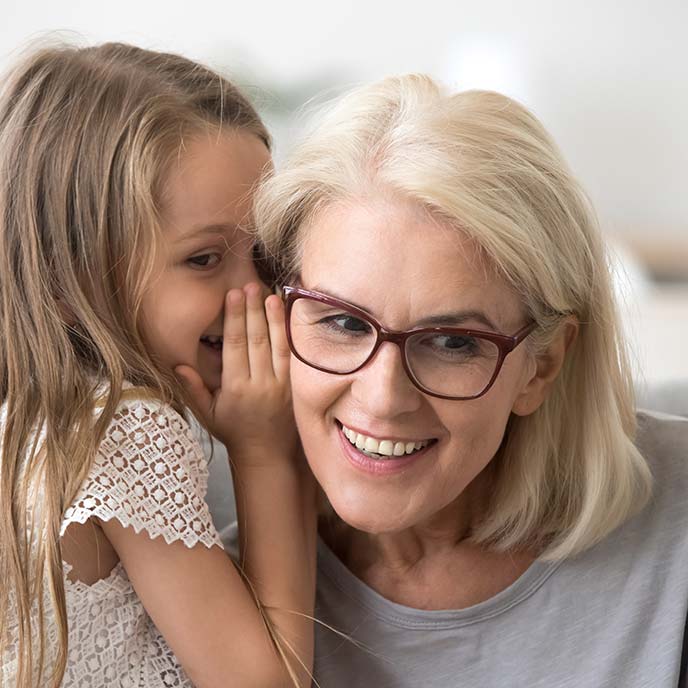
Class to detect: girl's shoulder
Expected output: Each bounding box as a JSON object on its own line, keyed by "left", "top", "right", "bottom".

{"left": 92, "top": 385, "right": 204, "bottom": 474}
{"left": 94, "top": 382, "right": 190, "bottom": 425}
{"left": 62, "top": 384, "right": 221, "bottom": 549}
{"left": 96, "top": 385, "right": 197, "bottom": 446}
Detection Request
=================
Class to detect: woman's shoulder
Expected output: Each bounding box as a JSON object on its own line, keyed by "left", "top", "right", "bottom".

{"left": 625, "top": 410, "right": 688, "bottom": 545}
{"left": 636, "top": 409, "right": 688, "bottom": 486}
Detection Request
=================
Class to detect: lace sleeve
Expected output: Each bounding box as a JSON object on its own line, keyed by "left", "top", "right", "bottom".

{"left": 61, "top": 399, "right": 223, "bottom": 549}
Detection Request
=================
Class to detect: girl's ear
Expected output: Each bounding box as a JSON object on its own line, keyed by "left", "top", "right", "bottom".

{"left": 511, "top": 317, "right": 579, "bottom": 417}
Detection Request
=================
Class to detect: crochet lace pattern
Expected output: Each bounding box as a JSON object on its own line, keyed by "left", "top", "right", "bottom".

{"left": 3, "top": 397, "right": 223, "bottom": 687}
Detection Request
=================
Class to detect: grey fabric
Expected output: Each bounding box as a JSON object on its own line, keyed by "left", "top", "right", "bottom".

{"left": 221, "top": 411, "right": 688, "bottom": 687}
{"left": 203, "top": 439, "right": 235, "bottom": 532}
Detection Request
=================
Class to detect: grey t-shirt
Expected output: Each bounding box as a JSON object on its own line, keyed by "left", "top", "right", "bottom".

{"left": 221, "top": 411, "right": 688, "bottom": 687}
{"left": 311, "top": 411, "right": 688, "bottom": 687}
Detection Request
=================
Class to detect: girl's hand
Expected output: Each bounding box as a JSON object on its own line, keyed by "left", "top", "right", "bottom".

{"left": 168, "top": 282, "right": 315, "bottom": 686}
{"left": 175, "top": 282, "right": 297, "bottom": 463}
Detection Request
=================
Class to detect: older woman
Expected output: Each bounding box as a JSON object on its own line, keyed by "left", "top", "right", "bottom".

{"left": 252, "top": 76, "right": 688, "bottom": 686}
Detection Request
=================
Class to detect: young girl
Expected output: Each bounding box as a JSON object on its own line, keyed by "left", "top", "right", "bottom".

{"left": 0, "top": 43, "right": 316, "bottom": 687}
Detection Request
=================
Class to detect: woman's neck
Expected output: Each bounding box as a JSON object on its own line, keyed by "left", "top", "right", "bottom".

{"left": 320, "top": 472, "right": 536, "bottom": 610}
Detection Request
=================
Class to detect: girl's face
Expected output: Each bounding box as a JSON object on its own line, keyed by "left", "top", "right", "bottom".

{"left": 290, "top": 197, "right": 542, "bottom": 535}
{"left": 140, "top": 130, "right": 271, "bottom": 391}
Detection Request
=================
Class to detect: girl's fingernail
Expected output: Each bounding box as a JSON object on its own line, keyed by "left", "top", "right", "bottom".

{"left": 244, "top": 282, "right": 261, "bottom": 297}
{"left": 228, "top": 289, "right": 243, "bottom": 304}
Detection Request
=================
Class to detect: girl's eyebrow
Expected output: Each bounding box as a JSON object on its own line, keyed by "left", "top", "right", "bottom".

{"left": 308, "top": 283, "right": 499, "bottom": 331}
{"left": 176, "top": 223, "right": 239, "bottom": 243}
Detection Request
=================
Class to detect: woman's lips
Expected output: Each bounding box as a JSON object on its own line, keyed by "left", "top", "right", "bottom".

{"left": 340, "top": 422, "right": 432, "bottom": 456}
{"left": 336, "top": 422, "right": 435, "bottom": 476}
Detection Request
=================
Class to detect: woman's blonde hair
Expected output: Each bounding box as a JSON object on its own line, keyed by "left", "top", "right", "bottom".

{"left": 0, "top": 41, "right": 269, "bottom": 687}
{"left": 255, "top": 74, "right": 651, "bottom": 561}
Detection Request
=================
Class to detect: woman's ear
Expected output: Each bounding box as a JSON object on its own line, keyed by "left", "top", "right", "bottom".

{"left": 511, "top": 316, "right": 579, "bottom": 417}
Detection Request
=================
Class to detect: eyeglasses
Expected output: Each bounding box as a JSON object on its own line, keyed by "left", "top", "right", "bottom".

{"left": 282, "top": 286, "right": 537, "bottom": 401}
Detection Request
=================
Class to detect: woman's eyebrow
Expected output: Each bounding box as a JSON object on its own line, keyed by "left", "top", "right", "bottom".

{"left": 306, "top": 283, "right": 367, "bottom": 310}
{"left": 414, "top": 311, "right": 499, "bottom": 331}
{"left": 308, "top": 283, "right": 499, "bottom": 331}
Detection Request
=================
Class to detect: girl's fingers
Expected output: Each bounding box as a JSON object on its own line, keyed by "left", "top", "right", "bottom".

{"left": 244, "top": 282, "right": 274, "bottom": 381}
{"left": 221, "top": 289, "right": 250, "bottom": 387}
{"left": 265, "top": 294, "right": 291, "bottom": 383}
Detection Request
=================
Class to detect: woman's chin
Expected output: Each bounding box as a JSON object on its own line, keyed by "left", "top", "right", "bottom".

{"left": 327, "top": 494, "right": 414, "bottom": 535}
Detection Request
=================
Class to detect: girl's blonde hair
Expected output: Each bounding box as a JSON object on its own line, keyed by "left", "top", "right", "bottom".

{"left": 255, "top": 74, "right": 651, "bottom": 561}
{"left": 0, "top": 42, "right": 269, "bottom": 687}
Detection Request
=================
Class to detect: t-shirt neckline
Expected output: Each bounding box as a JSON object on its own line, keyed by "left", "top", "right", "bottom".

{"left": 316, "top": 535, "right": 562, "bottom": 630}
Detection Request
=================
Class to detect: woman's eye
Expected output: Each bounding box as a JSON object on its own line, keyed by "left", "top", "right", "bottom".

{"left": 335, "top": 315, "right": 369, "bottom": 332}
{"left": 420, "top": 334, "right": 480, "bottom": 357}
{"left": 438, "top": 335, "right": 474, "bottom": 350}
{"left": 319, "top": 314, "right": 371, "bottom": 334}
{"left": 187, "top": 253, "right": 222, "bottom": 269}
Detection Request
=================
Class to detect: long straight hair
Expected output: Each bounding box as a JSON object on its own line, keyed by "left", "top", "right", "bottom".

{"left": 254, "top": 74, "right": 652, "bottom": 561}
{"left": 0, "top": 42, "right": 269, "bottom": 687}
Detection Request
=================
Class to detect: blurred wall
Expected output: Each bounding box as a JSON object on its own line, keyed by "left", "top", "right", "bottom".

{"left": 3, "top": 0, "right": 686, "bottom": 241}
{"left": 2, "top": 0, "right": 687, "bottom": 383}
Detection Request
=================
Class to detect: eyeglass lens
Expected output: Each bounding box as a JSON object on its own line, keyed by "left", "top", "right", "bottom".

{"left": 289, "top": 297, "right": 501, "bottom": 398}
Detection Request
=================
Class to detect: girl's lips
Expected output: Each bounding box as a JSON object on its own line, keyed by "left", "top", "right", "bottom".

{"left": 336, "top": 423, "right": 435, "bottom": 476}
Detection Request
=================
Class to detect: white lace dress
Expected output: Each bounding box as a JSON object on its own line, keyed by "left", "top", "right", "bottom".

{"left": 4, "top": 395, "right": 224, "bottom": 687}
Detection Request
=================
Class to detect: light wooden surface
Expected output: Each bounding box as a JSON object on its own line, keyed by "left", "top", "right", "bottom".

{"left": 612, "top": 233, "right": 688, "bottom": 283}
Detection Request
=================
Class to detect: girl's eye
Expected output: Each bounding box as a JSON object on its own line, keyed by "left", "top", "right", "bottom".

{"left": 187, "top": 252, "right": 222, "bottom": 269}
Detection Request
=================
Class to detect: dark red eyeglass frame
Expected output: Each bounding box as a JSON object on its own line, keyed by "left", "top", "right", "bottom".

{"left": 282, "top": 286, "right": 538, "bottom": 401}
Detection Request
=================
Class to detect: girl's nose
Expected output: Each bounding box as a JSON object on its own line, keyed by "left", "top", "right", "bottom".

{"left": 350, "top": 342, "right": 423, "bottom": 419}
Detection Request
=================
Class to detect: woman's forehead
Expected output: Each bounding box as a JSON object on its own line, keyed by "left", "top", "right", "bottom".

{"left": 299, "top": 198, "right": 523, "bottom": 330}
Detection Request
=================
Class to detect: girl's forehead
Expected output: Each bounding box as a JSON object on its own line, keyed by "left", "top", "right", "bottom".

{"left": 159, "top": 131, "right": 270, "bottom": 235}
{"left": 299, "top": 199, "right": 522, "bottom": 330}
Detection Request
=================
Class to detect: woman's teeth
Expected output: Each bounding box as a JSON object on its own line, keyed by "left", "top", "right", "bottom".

{"left": 341, "top": 424, "right": 430, "bottom": 460}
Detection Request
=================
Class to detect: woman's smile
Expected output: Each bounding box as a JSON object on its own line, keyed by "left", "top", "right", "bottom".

{"left": 339, "top": 421, "right": 434, "bottom": 456}
{"left": 335, "top": 419, "right": 438, "bottom": 476}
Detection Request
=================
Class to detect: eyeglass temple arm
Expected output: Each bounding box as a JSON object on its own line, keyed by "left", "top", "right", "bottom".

{"left": 512, "top": 320, "right": 538, "bottom": 345}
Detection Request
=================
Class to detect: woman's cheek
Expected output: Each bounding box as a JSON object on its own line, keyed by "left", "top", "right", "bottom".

{"left": 291, "top": 362, "right": 326, "bottom": 437}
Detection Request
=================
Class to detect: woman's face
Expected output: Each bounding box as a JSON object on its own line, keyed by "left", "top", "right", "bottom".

{"left": 291, "top": 196, "right": 539, "bottom": 534}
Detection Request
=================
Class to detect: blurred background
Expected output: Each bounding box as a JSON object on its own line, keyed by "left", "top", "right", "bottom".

{"left": 2, "top": 0, "right": 687, "bottom": 401}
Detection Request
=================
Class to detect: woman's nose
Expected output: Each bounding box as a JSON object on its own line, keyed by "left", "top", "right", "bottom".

{"left": 350, "top": 342, "right": 423, "bottom": 418}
